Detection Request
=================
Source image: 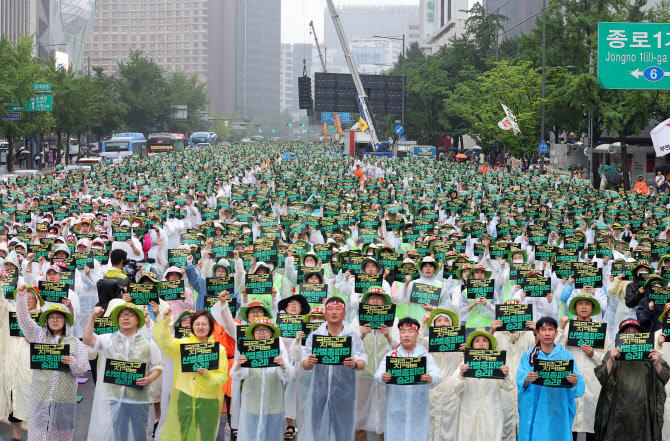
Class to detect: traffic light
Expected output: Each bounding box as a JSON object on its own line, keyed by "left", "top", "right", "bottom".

{"left": 301, "top": 123, "right": 305, "bottom": 127}
{"left": 272, "top": 129, "right": 276, "bottom": 133}
{"left": 287, "top": 123, "right": 292, "bottom": 127}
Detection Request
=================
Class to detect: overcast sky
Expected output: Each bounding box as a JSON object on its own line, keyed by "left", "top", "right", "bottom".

{"left": 281, "top": 0, "right": 421, "bottom": 44}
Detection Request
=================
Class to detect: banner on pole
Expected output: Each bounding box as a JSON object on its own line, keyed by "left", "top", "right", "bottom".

{"left": 651, "top": 118, "right": 670, "bottom": 158}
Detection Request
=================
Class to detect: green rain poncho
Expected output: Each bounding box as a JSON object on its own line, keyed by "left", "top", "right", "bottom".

{"left": 594, "top": 353, "right": 670, "bottom": 441}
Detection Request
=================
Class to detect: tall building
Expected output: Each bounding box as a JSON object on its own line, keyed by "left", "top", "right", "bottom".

{"left": 84, "top": 0, "right": 280, "bottom": 120}
{"left": 38, "top": 0, "right": 96, "bottom": 73}
{"left": 84, "top": 1, "right": 210, "bottom": 75}
{"left": 291, "top": 43, "right": 313, "bottom": 112}
{"left": 207, "top": 0, "right": 236, "bottom": 113}
{"left": 351, "top": 38, "right": 402, "bottom": 75}
{"left": 483, "top": 0, "right": 541, "bottom": 39}
{"left": 280, "top": 43, "right": 315, "bottom": 113}
{"left": 1, "top": 0, "right": 37, "bottom": 47}
{"left": 406, "top": 19, "right": 421, "bottom": 46}
{"left": 324, "top": 4, "right": 419, "bottom": 51}
{"left": 323, "top": 4, "right": 419, "bottom": 75}
{"left": 234, "top": 0, "right": 281, "bottom": 119}
{"left": 1, "top": 0, "right": 96, "bottom": 72}
{"left": 419, "top": 0, "right": 468, "bottom": 55}
{"left": 84, "top": 0, "right": 232, "bottom": 113}
{"left": 280, "top": 43, "right": 294, "bottom": 111}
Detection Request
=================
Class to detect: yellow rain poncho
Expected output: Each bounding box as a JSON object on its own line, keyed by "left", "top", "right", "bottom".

{"left": 153, "top": 318, "right": 228, "bottom": 441}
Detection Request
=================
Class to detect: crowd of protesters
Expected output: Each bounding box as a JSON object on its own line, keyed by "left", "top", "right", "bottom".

{"left": 0, "top": 141, "right": 669, "bottom": 441}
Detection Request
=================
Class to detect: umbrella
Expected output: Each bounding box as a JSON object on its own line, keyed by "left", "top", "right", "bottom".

{"left": 456, "top": 154, "right": 467, "bottom": 159}
{"left": 605, "top": 171, "right": 623, "bottom": 185}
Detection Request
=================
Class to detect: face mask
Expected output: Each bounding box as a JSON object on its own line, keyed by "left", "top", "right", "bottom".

{"left": 513, "top": 259, "right": 523, "bottom": 263}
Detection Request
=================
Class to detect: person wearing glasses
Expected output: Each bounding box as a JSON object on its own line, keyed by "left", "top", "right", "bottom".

{"left": 15, "top": 284, "right": 89, "bottom": 441}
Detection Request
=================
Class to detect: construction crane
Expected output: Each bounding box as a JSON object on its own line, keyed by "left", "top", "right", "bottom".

{"left": 325, "top": 0, "right": 381, "bottom": 149}
{"left": 310, "top": 21, "right": 327, "bottom": 73}
{"left": 309, "top": 20, "right": 343, "bottom": 144}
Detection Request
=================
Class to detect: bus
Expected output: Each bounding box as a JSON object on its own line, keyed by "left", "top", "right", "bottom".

{"left": 249, "top": 135, "right": 264, "bottom": 142}
{"left": 101, "top": 133, "right": 147, "bottom": 163}
{"left": 147, "top": 133, "right": 186, "bottom": 155}
{"left": 190, "top": 132, "right": 218, "bottom": 148}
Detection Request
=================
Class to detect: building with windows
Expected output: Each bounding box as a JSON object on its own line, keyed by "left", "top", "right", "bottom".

{"left": 234, "top": 0, "right": 281, "bottom": 119}
{"left": 84, "top": 1, "right": 210, "bottom": 76}
{"left": 407, "top": 19, "right": 421, "bottom": 46}
{"left": 419, "top": 0, "right": 468, "bottom": 55}
{"left": 323, "top": 4, "right": 419, "bottom": 74}
{"left": 280, "top": 43, "right": 294, "bottom": 111}
{"left": 0, "top": 0, "right": 36, "bottom": 47}
{"left": 2, "top": 0, "right": 96, "bottom": 72}
{"left": 84, "top": 0, "right": 280, "bottom": 119}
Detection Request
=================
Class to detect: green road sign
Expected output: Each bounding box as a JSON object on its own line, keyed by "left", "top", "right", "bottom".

{"left": 9, "top": 95, "right": 53, "bottom": 112}
{"left": 598, "top": 22, "right": 670, "bottom": 89}
{"left": 33, "top": 83, "right": 51, "bottom": 91}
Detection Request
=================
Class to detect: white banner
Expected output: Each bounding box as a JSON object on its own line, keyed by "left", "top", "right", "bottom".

{"left": 498, "top": 117, "right": 514, "bottom": 131}
{"left": 500, "top": 103, "right": 521, "bottom": 134}
{"left": 651, "top": 118, "right": 670, "bottom": 157}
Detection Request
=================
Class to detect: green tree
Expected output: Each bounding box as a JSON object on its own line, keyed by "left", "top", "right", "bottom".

{"left": 87, "top": 67, "right": 128, "bottom": 145}
{"left": 116, "top": 50, "right": 170, "bottom": 133}
{"left": 210, "top": 110, "right": 246, "bottom": 142}
{"left": 48, "top": 60, "right": 91, "bottom": 164}
{"left": 447, "top": 60, "right": 541, "bottom": 158}
{"left": 600, "top": 89, "right": 654, "bottom": 190}
{"left": 0, "top": 35, "right": 42, "bottom": 171}
{"left": 165, "top": 70, "right": 209, "bottom": 134}
{"left": 516, "top": 0, "right": 653, "bottom": 183}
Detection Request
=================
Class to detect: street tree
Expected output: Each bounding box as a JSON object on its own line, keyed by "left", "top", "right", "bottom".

{"left": 116, "top": 50, "right": 170, "bottom": 133}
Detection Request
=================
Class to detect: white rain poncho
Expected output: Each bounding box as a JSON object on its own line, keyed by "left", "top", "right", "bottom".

{"left": 15, "top": 292, "right": 89, "bottom": 441}
{"left": 511, "top": 288, "right": 558, "bottom": 321}
{"left": 0, "top": 292, "right": 39, "bottom": 421}
{"left": 282, "top": 336, "right": 304, "bottom": 420}
{"left": 398, "top": 267, "right": 451, "bottom": 322}
{"left": 452, "top": 358, "right": 514, "bottom": 441}
{"left": 555, "top": 322, "right": 613, "bottom": 434}
{"left": 86, "top": 329, "right": 163, "bottom": 441}
{"left": 493, "top": 330, "right": 536, "bottom": 441}
{"left": 374, "top": 343, "right": 443, "bottom": 441}
{"left": 73, "top": 259, "right": 103, "bottom": 337}
{"left": 418, "top": 322, "right": 463, "bottom": 441}
{"left": 229, "top": 338, "right": 294, "bottom": 441}
{"left": 300, "top": 321, "right": 368, "bottom": 441}
{"left": 349, "top": 317, "right": 399, "bottom": 435}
